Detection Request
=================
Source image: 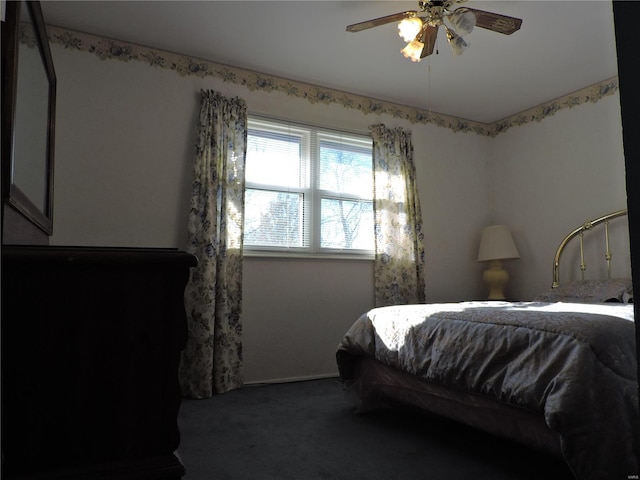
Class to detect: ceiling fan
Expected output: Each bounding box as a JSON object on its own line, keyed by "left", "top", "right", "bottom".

{"left": 346, "top": 0, "right": 522, "bottom": 61}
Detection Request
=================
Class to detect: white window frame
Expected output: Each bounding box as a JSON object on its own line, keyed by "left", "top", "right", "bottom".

{"left": 243, "top": 116, "right": 374, "bottom": 259}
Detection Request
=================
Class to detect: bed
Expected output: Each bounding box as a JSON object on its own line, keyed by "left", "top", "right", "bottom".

{"left": 336, "top": 210, "right": 638, "bottom": 480}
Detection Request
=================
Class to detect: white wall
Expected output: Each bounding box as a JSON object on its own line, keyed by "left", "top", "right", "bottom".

{"left": 490, "top": 94, "right": 628, "bottom": 301}
{"left": 48, "top": 31, "right": 627, "bottom": 383}
{"left": 49, "top": 41, "right": 491, "bottom": 383}
{"left": 242, "top": 257, "right": 375, "bottom": 382}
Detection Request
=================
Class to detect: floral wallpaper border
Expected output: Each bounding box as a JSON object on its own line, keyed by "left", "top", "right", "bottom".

{"left": 45, "top": 25, "right": 618, "bottom": 138}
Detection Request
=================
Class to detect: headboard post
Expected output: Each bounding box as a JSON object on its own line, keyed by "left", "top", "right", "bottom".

{"left": 605, "top": 220, "right": 612, "bottom": 278}
{"left": 579, "top": 232, "right": 586, "bottom": 280}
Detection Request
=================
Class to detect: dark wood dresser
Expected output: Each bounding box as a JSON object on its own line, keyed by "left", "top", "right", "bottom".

{"left": 1, "top": 246, "right": 197, "bottom": 480}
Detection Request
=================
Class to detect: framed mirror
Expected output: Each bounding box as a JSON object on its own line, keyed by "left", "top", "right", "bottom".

{"left": 1, "top": 0, "right": 56, "bottom": 235}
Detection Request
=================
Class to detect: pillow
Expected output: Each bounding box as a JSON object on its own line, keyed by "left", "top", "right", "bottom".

{"left": 534, "top": 278, "right": 633, "bottom": 303}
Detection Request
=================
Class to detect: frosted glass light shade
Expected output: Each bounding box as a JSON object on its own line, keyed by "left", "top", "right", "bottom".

{"left": 398, "top": 17, "right": 423, "bottom": 42}
{"left": 401, "top": 40, "right": 425, "bottom": 62}
{"left": 446, "top": 27, "right": 470, "bottom": 56}
{"left": 477, "top": 225, "right": 520, "bottom": 262}
{"left": 448, "top": 8, "right": 476, "bottom": 36}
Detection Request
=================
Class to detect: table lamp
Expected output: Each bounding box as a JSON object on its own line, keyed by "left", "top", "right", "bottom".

{"left": 477, "top": 225, "right": 520, "bottom": 300}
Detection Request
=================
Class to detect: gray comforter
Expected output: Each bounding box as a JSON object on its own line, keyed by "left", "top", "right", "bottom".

{"left": 336, "top": 301, "right": 638, "bottom": 480}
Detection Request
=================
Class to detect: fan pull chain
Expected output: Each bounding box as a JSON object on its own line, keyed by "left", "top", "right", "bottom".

{"left": 426, "top": 56, "right": 433, "bottom": 119}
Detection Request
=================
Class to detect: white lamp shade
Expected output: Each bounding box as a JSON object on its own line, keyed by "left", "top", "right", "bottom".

{"left": 477, "top": 225, "right": 520, "bottom": 262}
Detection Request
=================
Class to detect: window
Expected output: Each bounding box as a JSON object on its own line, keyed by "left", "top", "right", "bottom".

{"left": 244, "top": 117, "right": 374, "bottom": 257}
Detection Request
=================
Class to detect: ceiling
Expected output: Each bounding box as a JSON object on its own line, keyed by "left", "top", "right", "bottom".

{"left": 40, "top": 1, "right": 620, "bottom": 124}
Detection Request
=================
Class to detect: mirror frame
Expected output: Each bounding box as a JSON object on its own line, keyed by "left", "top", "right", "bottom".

{"left": 1, "top": 0, "right": 56, "bottom": 235}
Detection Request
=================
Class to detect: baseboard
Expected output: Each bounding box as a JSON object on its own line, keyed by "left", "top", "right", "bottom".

{"left": 243, "top": 372, "right": 340, "bottom": 386}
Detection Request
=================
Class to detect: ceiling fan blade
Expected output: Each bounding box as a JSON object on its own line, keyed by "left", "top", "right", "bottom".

{"left": 465, "top": 8, "right": 522, "bottom": 35}
{"left": 420, "top": 25, "right": 438, "bottom": 57}
{"left": 346, "top": 11, "right": 418, "bottom": 32}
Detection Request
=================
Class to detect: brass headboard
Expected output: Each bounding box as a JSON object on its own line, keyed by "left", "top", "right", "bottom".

{"left": 552, "top": 209, "right": 628, "bottom": 288}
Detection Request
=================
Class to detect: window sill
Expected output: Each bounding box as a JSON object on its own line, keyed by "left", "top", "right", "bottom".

{"left": 243, "top": 250, "right": 374, "bottom": 261}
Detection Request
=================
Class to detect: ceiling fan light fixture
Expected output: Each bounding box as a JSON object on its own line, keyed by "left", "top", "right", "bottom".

{"left": 346, "top": 1, "right": 522, "bottom": 61}
{"left": 445, "top": 26, "right": 469, "bottom": 56}
{"left": 448, "top": 7, "right": 476, "bottom": 36}
{"left": 398, "top": 17, "right": 423, "bottom": 42}
{"left": 401, "top": 39, "right": 425, "bottom": 62}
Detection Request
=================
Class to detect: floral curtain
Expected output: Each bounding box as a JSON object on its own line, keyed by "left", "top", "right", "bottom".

{"left": 179, "top": 90, "right": 247, "bottom": 398}
{"left": 370, "top": 124, "right": 426, "bottom": 306}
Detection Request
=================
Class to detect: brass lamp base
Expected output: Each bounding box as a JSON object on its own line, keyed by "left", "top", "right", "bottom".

{"left": 483, "top": 260, "right": 509, "bottom": 300}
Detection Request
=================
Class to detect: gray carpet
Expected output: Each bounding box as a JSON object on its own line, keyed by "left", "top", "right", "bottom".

{"left": 177, "top": 377, "right": 572, "bottom": 480}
